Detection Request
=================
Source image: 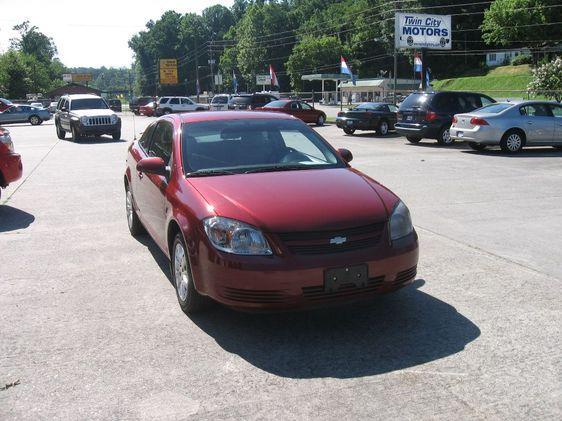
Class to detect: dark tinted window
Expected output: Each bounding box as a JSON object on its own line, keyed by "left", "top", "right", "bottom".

{"left": 148, "top": 121, "right": 174, "bottom": 162}
{"left": 432, "top": 93, "right": 462, "bottom": 112}
{"left": 520, "top": 104, "right": 553, "bottom": 117}
{"left": 70, "top": 98, "right": 108, "bottom": 110}
{"left": 231, "top": 96, "right": 252, "bottom": 105}
{"left": 463, "top": 94, "right": 482, "bottom": 111}
{"left": 400, "top": 93, "right": 432, "bottom": 109}
{"left": 169, "top": 98, "right": 180, "bottom": 105}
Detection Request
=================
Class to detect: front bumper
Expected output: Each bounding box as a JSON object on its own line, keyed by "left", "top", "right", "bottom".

{"left": 192, "top": 230, "right": 419, "bottom": 311}
{"left": 395, "top": 122, "right": 440, "bottom": 139}
{"left": 0, "top": 153, "right": 23, "bottom": 186}
{"left": 450, "top": 125, "right": 502, "bottom": 144}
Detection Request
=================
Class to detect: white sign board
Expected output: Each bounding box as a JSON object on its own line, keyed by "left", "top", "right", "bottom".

{"left": 214, "top": 74, "right": 223, "bottom": 85}
{"left": 395, "top": 13, "right": 452, "bottom": 50}
{"left": 256, "top": 74, "right": 271, "bottom": 85}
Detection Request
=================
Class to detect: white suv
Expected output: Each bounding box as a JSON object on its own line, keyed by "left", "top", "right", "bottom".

{"left": 156, "top": 97, "right": 209, "bottom": 115}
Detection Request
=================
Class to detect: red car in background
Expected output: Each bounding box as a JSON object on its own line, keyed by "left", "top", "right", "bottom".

{"left": 0, "top": 127, "right": 23, "bottom": 200}
{"left": 0, "top": 98, "right": 12, "bottom": 113}
{"left": 257, "top": 100, "right": 327, "bottom": 126}
{"left": 124, "top": 111, "right": 418, "bottom": 314}
{"left": 139, "top": 101, "right": 155, "bottom": 117}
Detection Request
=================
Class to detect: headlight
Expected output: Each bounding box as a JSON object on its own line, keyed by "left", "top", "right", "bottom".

{"left": 80, "top": 116, "right": 88, "bottom": 125}
{"left": 110, "top": 114, "right": 118, "bottom": 124}
{"left": 389, "top": 201, "right": 413, "bottom": 241}
{"left": 203, "top": 216, "right": 272, "bottom": 255}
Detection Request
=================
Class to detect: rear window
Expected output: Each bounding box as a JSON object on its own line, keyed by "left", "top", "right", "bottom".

{"left": 400, "top": 93, "right": 432, "bottom": 109}
{"left": 474, "top": 103, "right": 513, "bottom": 114}
{"left": 265, "top": 100, "right": 288, "bottom": 108}
{"left": 231, "top": 96, "right": 252, "bottom": 105}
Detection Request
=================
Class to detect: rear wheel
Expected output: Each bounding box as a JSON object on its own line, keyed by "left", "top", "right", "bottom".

{"left": 343, "top": 127, "right": 355, "bottom": 135}
{"left": 500, "top": 130, "right": 524, "bottom": 153}
{"left": 56, "top": 122, "right": 66, "bottom": 140}
{"left": 406, "top": 136, "right": 421, "bottom": 143}
{"left": 437, "top": 126, "right": 454, "bottom": 145}
{"left": 316, "top": 114, "right": 325, "bottom": 126}
{"left": 172, "top": 233, "right": 208, "bottom": 314}
{"left": 29, "top": 115, "right": 41, "bottom": 126}
{"left": 377, "top": 120, "right": 389, "bottom": 136}
{"left": 468, "top": 142, "right": 487, "bottom": 151}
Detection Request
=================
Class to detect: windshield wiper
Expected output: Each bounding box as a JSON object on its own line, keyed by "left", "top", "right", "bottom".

{"left": 187, "top": 169, "right": 237, "bottom": 177}
{"left": 244, "top": 164, "right": 318, "bottom": 174}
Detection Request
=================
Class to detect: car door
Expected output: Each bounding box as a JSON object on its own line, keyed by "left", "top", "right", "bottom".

{"left": 287, "top": 101, "right": 300, "bottom": 118}
{"left": 129, "top": 123, "right": 156, "bottom": 224}
{"left": 0, "top": 107, "right": 16, "bottom": 124}
{"left": 59, "top": 99, "right": 71, "bottom": 130}
{"left": 142, "top": 120, "right": 174, "bottom": 248}
{"left": 299, "top": 102, "right": 317, "bottom": 123}
{"left": 549, "top": 104, "right": 562, "bottom": 142}
{"left": 519, "top": 104, "right": 555, "bottom": 143}
{"left": 181, "top": 98, "right": 196, "bottom": 112}
{"left": 168, "top": 98, "right": 180, "bottom": 113}
{"left": 387, "top": 104, "right": 398, "bottom": 127}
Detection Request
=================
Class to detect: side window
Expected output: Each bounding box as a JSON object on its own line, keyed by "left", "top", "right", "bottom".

{"left": 290, "top": 102, "right": 300, "bottom": 110}
{"left": 148, "top": 121, "right": 174, "bottom": 163}
{"left": 520, "top": 104, "right": 553, "bottom": 117}
{"left": 300, "top": 102, "right": 312, "bottom": 110}
{"left": 480, "top": 96, "right": 494, "bottom": 107}
{"left": 550, "top": 105, "right": 562, "bottom": 118}
{"left": 181, "top": 98, "right": 193, "bottom": 105}
{"left": 138, "top": 124, "right": 155, "bottom": 151}
{"left": 388, "top": 104, "right": 398, "bottom": 113}
{"left": 169, "top": 98, "right": 180, "bottom": 105}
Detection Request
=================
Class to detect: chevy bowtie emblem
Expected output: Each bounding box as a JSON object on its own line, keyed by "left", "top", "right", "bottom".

{"left": 330, "top": 236, "right": 347, "bottom": 245}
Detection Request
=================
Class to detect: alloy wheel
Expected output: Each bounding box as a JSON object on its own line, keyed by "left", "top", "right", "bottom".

{"left": 30, "top": 116, "right": 40, "bottom": 125}
{"left": 442, "top": 129, "right": 452, "bottom": 144}
{"left": 380, "top": 121, "right": 388, "bottom": 135}
{"left": 506, "top": 133, "right": 522, "bottom": 152}
{"left": 174, "top": 242, "right": 190, "bottom": 302}
{"left": 126, "top": 189, "right": 134, "bottom": 229}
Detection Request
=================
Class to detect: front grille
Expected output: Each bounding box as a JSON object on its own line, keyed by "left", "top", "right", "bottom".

{"left": 302, "top": 275, "right": 385, "bottom": 301}
{"left": 220, "top": 287, "right": 288, "bottom": 304}
{"left": 277, "top": 222, "right": 385, "bottom": 255}
{"left": 394, "top": 265, "right": 417, "bottom": 285}
{"left": 86, "top": 116, "right": 111, "bottom": 126}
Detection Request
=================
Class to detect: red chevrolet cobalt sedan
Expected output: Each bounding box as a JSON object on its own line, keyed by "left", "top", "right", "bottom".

{"left": 125, "top": 112, "right": 418, "bottom": 313}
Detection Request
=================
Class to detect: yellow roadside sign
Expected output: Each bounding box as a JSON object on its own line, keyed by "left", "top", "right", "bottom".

{"left": 160, "top": 59, "right": 178, "bottom": 85}
{"left": 72, "top": 73, "right": 92, "bottom": 82}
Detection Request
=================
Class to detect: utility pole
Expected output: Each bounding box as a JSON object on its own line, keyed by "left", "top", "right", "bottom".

{"left": 421, "top": 48, "right": 427, "bottom": 90}
{"left": 195, "top": 42, "right": 200, "bottom": 102}
{"left": 393, "top": 1, "right": 401, "bottom": 105}
{"left": 209, "top": 41, "right": 215, "bottom": 94}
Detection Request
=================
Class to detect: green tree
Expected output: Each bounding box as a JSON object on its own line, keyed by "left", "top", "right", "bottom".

{"left": 528, "top": 56, "right": 562, "bottom": 101}
{"left": 10, "top": 21, "right": 58, "bottom": 63}
{"left": 0, "top": 51, "right": 33, "bottom": 98}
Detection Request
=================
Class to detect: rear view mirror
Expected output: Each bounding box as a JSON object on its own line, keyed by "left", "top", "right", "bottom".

{"left": 137, "top": 157, "right": 169, "bottom": 176}
{"left": 338, "top": 148, "right": 353, "bottom": 163}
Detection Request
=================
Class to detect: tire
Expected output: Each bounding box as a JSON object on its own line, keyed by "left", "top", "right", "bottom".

{"left": 71, "top": 125, "right": 81, "bottom": 141}
{"left": 125, "top": 183, "right": 145, "bottom": 236}
{"left": 163, "top": 108, "right": 172, "bottom": 115}
{"left": 500, "top": 130, "right": 525, "bottom": 153}
{"left": 437, "top": 126, "right": 454, "bottom": 145}
{"left": 316, "top": 114, "right": 325, "bottom": 126}
{"left": 112, "top": 131, "right": 121, "bottom": 140}
{"left": 406, "top": 136, "right": 421, "bottom": 143}
{"left": 343, "top": 127, "right": 355, "bottom": 135}
{"left": 377, "top": 119, "right": 389, "bottom": 136}
{"left": 468, "top": 142, "right": 487, "bottom": 151}
{"left": 29, "top": 115, "right": 41, "bottom": 126}
{"left": 56, "top": 122, "right": 66, "bottom": 140}
{"left": 171, "top": 233, "right": 208, "bottom": 314}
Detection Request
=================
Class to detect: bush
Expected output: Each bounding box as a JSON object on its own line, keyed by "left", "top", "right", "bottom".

{"left": 528, "top": 56, "right": 562, "bottom": 102}
{"left": 511, "top": 54, "right": 532, "bottom": 66}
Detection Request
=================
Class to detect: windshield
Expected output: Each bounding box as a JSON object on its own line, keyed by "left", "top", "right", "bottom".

{"left": 474, "top": 103, "right": 513, "bottom": 114}
{"left": 182, "top": 119, "right": 344, "bottom": 175}
{"left": 212, "top": 96, "right": 229, "bottom": 104}
{"left": 71, "top": 98, "right": 108, "bottom": 110}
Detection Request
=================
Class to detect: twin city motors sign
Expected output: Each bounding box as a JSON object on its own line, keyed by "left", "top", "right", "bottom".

{"left": 395, "top": 13, "right": 452, "bottom": 50}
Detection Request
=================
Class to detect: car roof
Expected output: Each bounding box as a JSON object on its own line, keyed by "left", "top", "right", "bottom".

{"left": 176, "top": 111, "right": 295, "bottom": 124}
{"left": 65, "top": 94, "right": 102, "bottom": 100}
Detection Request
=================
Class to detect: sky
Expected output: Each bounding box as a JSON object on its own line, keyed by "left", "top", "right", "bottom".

{"left": 0, "top": 0, "right": 234, "bottom": 68}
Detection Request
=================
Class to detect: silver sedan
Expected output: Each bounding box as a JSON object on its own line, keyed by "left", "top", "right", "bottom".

{"left": 0, "top": 105, "right": 52, "bottom": 126}
{"left": 451, "top": 101, "right": 562, "bottom": 153}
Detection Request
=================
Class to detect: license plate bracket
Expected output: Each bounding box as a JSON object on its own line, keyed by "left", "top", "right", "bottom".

{"left": 324, "top": 264, "right": 368, "bottom": 292}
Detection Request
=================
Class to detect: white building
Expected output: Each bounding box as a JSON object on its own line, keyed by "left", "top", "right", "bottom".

{"left": 339, "top": 78, "right": 420, "bottom": 103}
{"left": 485, "top": 49, "right": 531, "bottom": 67}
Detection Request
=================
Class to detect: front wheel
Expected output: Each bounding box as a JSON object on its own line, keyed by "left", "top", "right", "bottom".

{"left": 437, "top": 126, "right": 454, "bottom": 145}
{"left": 343, "top": 127, "right": 355, "bottom": 135}
{"left": 406, "top": 136, "right": 421, "bottom": 143}
{"left": 125, "top": 183, "right": 145, "bottom": 236}
{"left": 377, "top": 120, "right": 389, "bottom": 136}
{"left": 163, "top": 108, "right": 172, "bottom": 115}
{"left": 29, "top": 115, "right": 41, "bottom": 126}
{"left": 56, "top": 122, "right": 66, "bottom": 139}
{"left": 468, "top": 142, "right": 487, "bottom": 151}
{"left": 172, "top": 233, "right": 208, "bottom": 314}
{"left": 71, "top": 125, "right": 81, "bottom": 141}
{"left": 316, "top": 114, "right": 325, "bottom": 126}
{"left": 112, "top": 131, "right": 121, "bottom": 140}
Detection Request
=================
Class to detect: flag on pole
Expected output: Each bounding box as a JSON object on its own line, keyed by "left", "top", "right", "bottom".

{"left": 414, "top": 53, "right": 422, "bottom": 73}
{"left": 269, "top": 64, "right": 279, "bottom": 88}
{"left": 426, "top": 67, "right": 431, "bottom": 89}
{"left": 340, "top": 56, "right": 356, "bottom": 85}
{"left": 232, "top": 70, "right": 238, "bottom": 93}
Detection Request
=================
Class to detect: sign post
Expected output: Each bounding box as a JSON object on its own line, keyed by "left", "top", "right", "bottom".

{"left": 256, "top": 75, "right": 271, "bottom": 92}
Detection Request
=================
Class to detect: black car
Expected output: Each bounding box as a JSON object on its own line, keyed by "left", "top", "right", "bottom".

{"left": 395, "top": 91, "right": 496, "bottom": 145}
{"left": 336, "top": 102, "right": 398, "bottom": 135}
{"left": 107, "top": 99, "right": 122, "bottom": 112}
{"left": 228, "top": 93, "right": 278, "bottom": 110}
{"left": 129, "top": 96, "right": 154, "bottom": 115}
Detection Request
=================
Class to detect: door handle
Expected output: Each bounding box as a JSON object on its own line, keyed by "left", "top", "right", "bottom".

{"left": 527, "top": 121, "right": 533, "bottom": 125}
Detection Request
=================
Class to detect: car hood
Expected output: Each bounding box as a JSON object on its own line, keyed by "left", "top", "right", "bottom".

{"left": 188, "top": 168, "right": 391, "bottom": 232}
{"left": 71, "top": 109, "right": 115, "bottom": 117}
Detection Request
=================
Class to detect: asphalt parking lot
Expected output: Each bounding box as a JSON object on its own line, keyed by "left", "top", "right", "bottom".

{"left": 1, "top": 113, "right": 561, "bottom": 420}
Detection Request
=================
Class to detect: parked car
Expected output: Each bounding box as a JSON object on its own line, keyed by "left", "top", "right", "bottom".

{"left": 228, "top": 93, "right": 279, "bottom": 110}
{"left": 108, "top": 99, "right": 122, "bottom": 112}
{"left": 130, "top": 96, "right": 154, "bottom": 115}
{"left": 210, "top": 94, "right": 232, "bottom": 111}
{"left": 124, "top": 111, "right": 419, "bottom": 313}
{"left": 0, "top": 127, "right": 23, "bottom": 200}
{"left": 29, "top": 102, "right": 44, "bottom": 109}
{"left": 48, "top": 102, "right": 58, "bottom": 113}
{"left": 139, "top": 101, "right": 155, "bottom": 117}
{"left": 54, "top": 94, "right": 121, "bottom": 141}
{"left": 257, "top": 99, "right": 327, "bottom": 125}
{"left": 0, "top": 98, "right": 12, "bottom": 113}
{"left": 0, "top": 105, "right": 51, "bottom": 125}
{"left": 156, "top": 96, "right": 210, "bottom": 115}
{"left": 336, "top": 102, "right": 398, "bottom": 135}
{"left": 395, "top": 91, "right": 496, "bottom": 145}
{"left": 451, "top": 101, "right": 562, "bottom": 153}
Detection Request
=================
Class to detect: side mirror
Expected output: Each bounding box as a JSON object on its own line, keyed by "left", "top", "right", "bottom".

{"left": 61, "top": 107, "right": 68, "bottom": 112}
{"left": 137, "top": 157, "right": 169, "bottom": 177}
{"left": 338, "top": 148, "right": 353, "bottom": 163}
